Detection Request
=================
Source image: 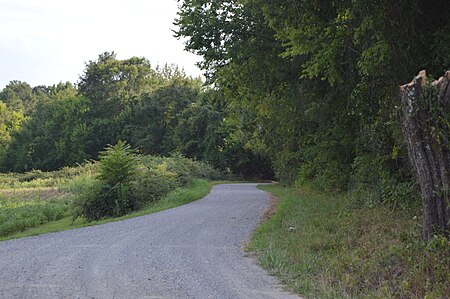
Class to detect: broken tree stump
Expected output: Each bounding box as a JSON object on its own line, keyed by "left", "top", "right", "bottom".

{"left": 400, "top": 70, "right": 450, "bottom": 240}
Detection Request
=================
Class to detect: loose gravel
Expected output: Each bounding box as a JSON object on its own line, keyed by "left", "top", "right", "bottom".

{"left": 0, "top": 183, "right": 299, "bottom": 299}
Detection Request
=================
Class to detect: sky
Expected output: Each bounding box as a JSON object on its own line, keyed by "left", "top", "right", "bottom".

{"left": 0, "top": 0, "right": 202, "bottom": 89}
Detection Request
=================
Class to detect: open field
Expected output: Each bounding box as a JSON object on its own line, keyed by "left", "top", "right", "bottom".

{"left": 0, "top": 165, "right": 95, "bottom": 238}
{"left": 0, "top": 155, "right": 224, "bottom": 241}
{"left": 0, "top": 187, "right": 67, "bottom": 201}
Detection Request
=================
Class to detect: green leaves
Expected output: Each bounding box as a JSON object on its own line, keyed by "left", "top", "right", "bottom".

{"left": 76, "top": 141, "right": 138, "bottom": 221}
{"left": 98, "top": 140, "right": 137, "bottom": 187}
{"left": 2, "top": 84, "right": 90, "bottom": 172}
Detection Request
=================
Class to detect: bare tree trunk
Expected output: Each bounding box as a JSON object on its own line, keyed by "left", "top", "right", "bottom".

{"left": 400, "top": 70, "right": 450, "bottom": 240}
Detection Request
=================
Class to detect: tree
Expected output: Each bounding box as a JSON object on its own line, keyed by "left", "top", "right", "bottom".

{"left": 0, "top": 81, "right": 33, "bottom": 113}
{"left": 77, "top": 141, "right": 138, "bottom": 220}
{"left": 78, "top": 52, "right": 160, "bottom": 117}
{"left": 125, "top": 68, "right": 202, "bottom": 155}
{"left": 0, "top": 102, "right": 24, "bottom": 168}
{"left": 3, "top": 85, "right": 90, "bottom": 171}
{"left": 174, "top": 0, "right": 450, "bottom": 209}
{"left": 78, "top": 52, "right": 164, "bottom": 157}
{"left": 401, "top": 71, "right": 450, "bottom": 239}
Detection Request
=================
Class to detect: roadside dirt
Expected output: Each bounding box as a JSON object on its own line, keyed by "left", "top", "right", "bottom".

{"left": 261, "top": 191, "right": 278, "bottom": 221}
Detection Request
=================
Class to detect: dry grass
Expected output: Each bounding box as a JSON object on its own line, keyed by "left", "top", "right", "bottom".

{"left": 0, "top": 187, "right": 67, "bottom": 202}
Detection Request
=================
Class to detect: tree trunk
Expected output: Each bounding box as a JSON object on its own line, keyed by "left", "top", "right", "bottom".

{"left": 400, "top": 70, "right": 450, "bottom": 240}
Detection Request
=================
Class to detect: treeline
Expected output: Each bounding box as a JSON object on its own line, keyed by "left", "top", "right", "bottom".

{"left": 2, "top": 0, "right": 449, "bottom": 208}
{"left": 175, "top": 0, "right": 450, "bottom": 206}
{"left": 0, "top": 52, "right": 270, "bottom": 177}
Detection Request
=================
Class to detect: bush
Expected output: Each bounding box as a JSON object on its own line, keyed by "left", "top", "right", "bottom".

{"left": 73, "top": 141, "right": 223, "bottom": 221}
{"left": 349, "top": 154, "right": 419, "bottom": 209}
{"left": 75, "top": 141, "right": 138, "bottom": 221}
{"left": 74, "top": 181, "right": 137, "bottom": 221}
{"left": 132, "top": 163, "right": 179, "bottom": 204}
{"left": 132, "top": 154, "right": 223, "bottom": 204}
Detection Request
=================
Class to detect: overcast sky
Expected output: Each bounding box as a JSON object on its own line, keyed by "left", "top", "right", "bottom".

{"left": 0, "top": 0, "right": 202, "bottom": 89}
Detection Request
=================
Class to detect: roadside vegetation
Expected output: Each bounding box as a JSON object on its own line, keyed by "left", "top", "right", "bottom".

{"left": 0, "top": 164, "right": 95, "bottom": 237}
{"left": 250, "top": 185, "right": 450, "bottom": 298}
{"left": 0, "top": 143, "right": 223, "bottom": 240}
{"left": 1, "top": 0, "right": 449, "bottom": 297}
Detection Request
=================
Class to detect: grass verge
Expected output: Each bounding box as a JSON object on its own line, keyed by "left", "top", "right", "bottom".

{"left": 0, "top": 179, "right": 213, "bottom": 242}
{"left": 250, "top": 184, "right": 449, "bottom": 299}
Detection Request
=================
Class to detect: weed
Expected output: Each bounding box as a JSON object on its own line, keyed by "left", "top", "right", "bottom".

{"left": 250, "top": 185, "right": 450, "bottom": 298}
{"left": 0, "top": 198, "right": 70, "bottom": 237}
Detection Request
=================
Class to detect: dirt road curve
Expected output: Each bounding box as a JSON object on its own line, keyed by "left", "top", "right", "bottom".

{"left": 0, "top": 183, "right": 299, "bottom": 299}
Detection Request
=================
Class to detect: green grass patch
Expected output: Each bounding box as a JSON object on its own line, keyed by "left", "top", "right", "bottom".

{"left": 250, "top": 184, "right": 450, "bottom": 299}
{"left": 0, "top": 197, "right": 71, "bottom": 237}
{"left": 0, "top": 179, "right": 213, "bottom": 242}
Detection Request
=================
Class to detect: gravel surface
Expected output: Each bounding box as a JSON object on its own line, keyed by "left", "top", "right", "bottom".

{"left": 0, "top": 183, "right": 299, "bottom": 299}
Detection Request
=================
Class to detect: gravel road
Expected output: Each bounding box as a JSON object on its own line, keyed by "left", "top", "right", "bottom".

{"left": 0, "top": 183, "right": 299, "bottom": 299}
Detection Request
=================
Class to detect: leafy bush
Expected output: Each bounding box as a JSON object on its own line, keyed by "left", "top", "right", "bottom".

{"left": 75, "top": 141, "right": 138, "bottom": 220}
{"left": 97, "top": 141, "right": 137, "bottom": 187}
{"left": 132, "top": 154, "right": 222, "bottom": 204}
{"left": 272, "top": 151, "right": 302, "bottom": 186}
{"left": 349, "top": 154, "right": 419, "bottom": 209}
{"left": 132, "top": 162, "right": 178, "bottom": 204}
{"left": 74, "top": 181, "right": 137, "bottom": 221}
{"left": 73, "top": 142, "right": 223, "bottom": 221}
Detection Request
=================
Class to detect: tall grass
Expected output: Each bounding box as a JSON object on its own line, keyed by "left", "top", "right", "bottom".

{"left": 0, "top": 197, "right": 71, "bottom": 237}
{"left": 0, "top": 163, "right": 97, "bottom": 190}
{"left": 0, "top": 163, "right": 97, "bottom": 237}
{"left": 250, "top": 185, "right": 450, "bottom": 298}
{"left": 0, "top": 153, "right": 222, "bottom": 239}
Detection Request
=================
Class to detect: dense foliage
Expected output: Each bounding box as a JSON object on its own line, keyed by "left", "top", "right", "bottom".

{"left": 0, "top": 152, "right": 220, "bottom": 236}
{"left": 0, "top": 53, "right": 269, "bottom": 177}
{"left": 73, "top": 142, "right": 223, "bottom": 221}
{"left": 175, "top": 0, "right": 450, "bottom": 205}
{"left": 76, "top": 141, "right": 139, "bottom": 220}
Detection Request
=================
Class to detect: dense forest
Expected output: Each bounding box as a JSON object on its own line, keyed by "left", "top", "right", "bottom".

{"left": 0, "top": 1, "right": 449, "bottom": 235}
{"left": 175, "top": 0, "right": 449, "bottom": 193}
{"left": 174, "top": 0, "right": 450, "bottom": 232}
{"left": 0, "top": 53, "right": 269, "bottom": 177}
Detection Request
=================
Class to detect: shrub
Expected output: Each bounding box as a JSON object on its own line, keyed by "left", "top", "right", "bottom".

{"left": 73, "top": 142, "right": 223, "bottom": 221}
{"left": 76, "top": 141, "right": 138, "bottom": 221}
{"left": 132, "top": 162, "right": 179, "bottom": 204}
{"left": 349, "top": 154, "right": 419, "bottom": 209}
{"left": 98, "top": 140, "right": 137, "bottom": 186}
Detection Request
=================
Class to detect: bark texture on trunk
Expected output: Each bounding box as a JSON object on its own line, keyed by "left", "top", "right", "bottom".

{"left": 400, "top": 70, "right": 450, "bottom": 240}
